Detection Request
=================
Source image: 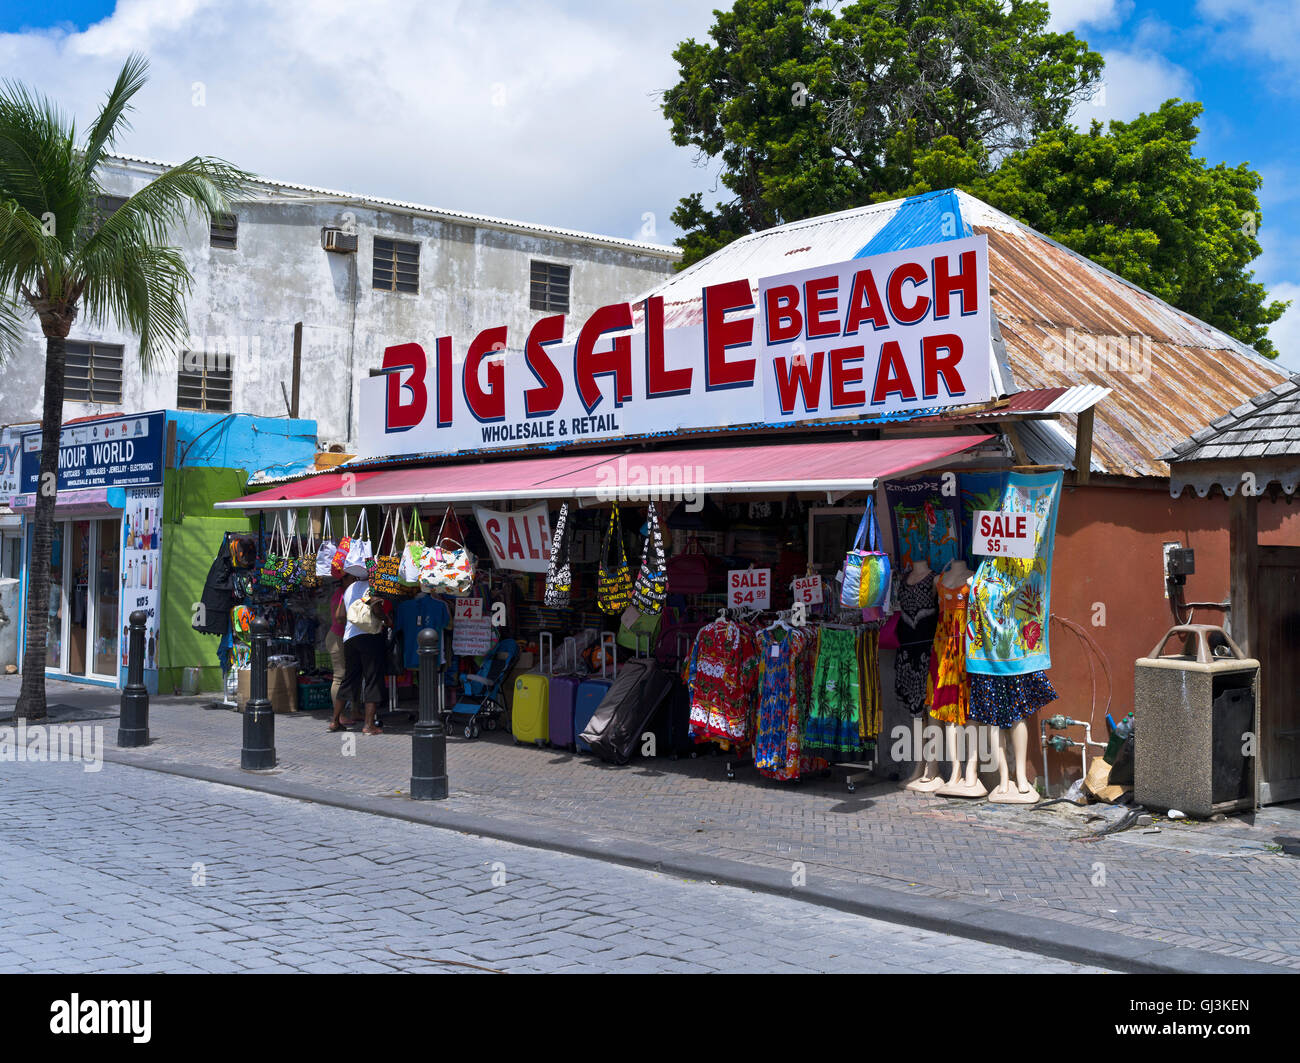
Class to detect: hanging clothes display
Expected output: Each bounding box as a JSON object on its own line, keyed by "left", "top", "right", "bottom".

{"left": 893, "top": 567, "right": 938, "bottom": 717}
{"left": 805, "top": 627, "right": 863, "bottom": 755}
{"left": 927, "top": 579, "right": 970, "bottom": 725}
{"left": 687, "top": 616, "right": 759, "bottom": 744}
{"left": 858, "top": 628, "right": 882, "bottom": 740}
{"left": 753, "top": 625, "right": 819, "bottom": 780}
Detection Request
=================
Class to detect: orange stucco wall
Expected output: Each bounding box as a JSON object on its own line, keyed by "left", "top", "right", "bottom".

{"left": 1037, "top": 482, "right": 1300, "bottom": 789}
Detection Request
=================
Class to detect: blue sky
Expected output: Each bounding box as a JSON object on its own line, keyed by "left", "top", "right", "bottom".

{"left": 1, "top": 0, "right": 1296, "bottom": 366}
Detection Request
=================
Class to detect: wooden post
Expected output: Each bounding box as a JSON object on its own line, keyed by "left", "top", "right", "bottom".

{"left": 1228, "top": 489, "right": 1258, "bottom": 655}
{"left": 290, "top": 322, "right": 303, "bottom": 418}
{"left": 1074, "top": 407, "right": 1095, "bottom": 485}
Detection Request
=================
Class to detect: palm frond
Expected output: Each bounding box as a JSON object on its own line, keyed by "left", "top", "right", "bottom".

{"left": 78, "top": 240, "right": 191, "bottom": 370}
{"left": 0, "top": 292, "right": 29, "bottom": 364}
{"left": 81, "top": 53, "right": 149, "bottom": 175}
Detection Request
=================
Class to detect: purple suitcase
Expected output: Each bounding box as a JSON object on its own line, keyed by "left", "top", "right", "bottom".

{"left": 548, "top": 675, "right": 581, "bottom": 750}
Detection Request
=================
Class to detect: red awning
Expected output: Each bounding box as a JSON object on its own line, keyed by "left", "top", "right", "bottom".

{"left": 215, "top": 435, "right": 986, "bottom": 510}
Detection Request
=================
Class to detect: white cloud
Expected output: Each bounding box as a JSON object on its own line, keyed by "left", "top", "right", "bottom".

{"left": 1196, "top": 0, "right": 1300, "bottom": 75}
{"left": 1266, "top": 282, "right": 1300, "bottom": 372}
{"left": 1068, "top": 47, "right": 1196, "bottom": 126}
{"left": 1048, "top": 0, "right": 1131, "bottom": 33}
{"left": 0, "top": 0, "right": 721, "bottom": 244}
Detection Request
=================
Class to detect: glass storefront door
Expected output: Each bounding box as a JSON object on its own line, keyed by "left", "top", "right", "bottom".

{"left": 40, "top": 516, "right": 121, "bottom": 681}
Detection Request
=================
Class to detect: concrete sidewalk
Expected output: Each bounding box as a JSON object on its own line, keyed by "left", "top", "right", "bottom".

{"left": 5, "top": 674, "right": 1298, "bottom": 973}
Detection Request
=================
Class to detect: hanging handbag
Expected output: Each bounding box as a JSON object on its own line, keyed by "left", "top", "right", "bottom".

{"left": 399, "top": 508, "right": 425, "bottom": 586}
{"left": 366, "top": 509, "right": 405, "bottom": 597}
{"left": 315, "top": 510, "right": 338, "bottom": 578}
{"left": 596, "top": 503, "right": 634, "bottom": 616}
{"left": 343, "top": 509, "right": 373, "bottom": 577}
{"left": 295, "top": 513, "right": 321, "bottom": 591}
{"left": 666, "top": 534, "right": 711, "bottom": 594}
{"left": 631, "top": 502, "right": 667, "bottom": 613}
{"left": 330, "top": 510, "right": 352, "bottom": 579}
{"left": 256, "top": 516, "right": 291, "bottom": 592}
{"left": 229, "top": 534, "right": 258, "bottom": 569}
{"left": 544, "top": 503, "right": 573, "bottom": 608}
{"left": 419, "top": 505, "right": 476, "bottom": 596}
{"left": 840, "top": 495, "right": 891, "bottom": 610}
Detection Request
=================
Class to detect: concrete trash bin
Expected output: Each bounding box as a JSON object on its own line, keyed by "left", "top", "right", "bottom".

{"left": 1134, "top": 624, "right": 1259, "bottom": 817}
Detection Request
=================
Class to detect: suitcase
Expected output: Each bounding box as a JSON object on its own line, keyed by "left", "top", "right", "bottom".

{"left": 511, "top": 636, "right": 550, "bottom": 747}
{"left": 540, "top": 632, "right": 580, "bottom": 750}
{"left": 573, "top": 632, "right": 616, "bottom": 754}
{"left": 582, "top": 659, "right": 674, "bottom": 765}
{"left": 651, "top": 672, "right": 701, "bottom": 759}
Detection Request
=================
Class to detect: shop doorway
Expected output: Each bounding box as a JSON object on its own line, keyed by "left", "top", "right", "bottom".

{"left": 39, "top": 516, "right": 121, "bottom": 682}
{"left": 1256, "top": 545, "right": 1300, "bottom": 804}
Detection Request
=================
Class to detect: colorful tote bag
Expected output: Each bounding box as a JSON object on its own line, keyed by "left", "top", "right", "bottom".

{"left": 399, "top": 508, "right": 425, "bottom": 586}
{"left": 330, "top": 510, "right": 352, "bottom": 579}
{"left": 965, "top": 471, "right": 1063, "bottom": 676}
{"left": 256, "top": 516, "right": 293, "bottom": 592}
{"left": 631, "top": 502, "right": 667, "bottom": 614}
{"left": 840, "top": 495, "right": 891, "bottom": 610}
{"left": 292, "top": 511, "right": 320, "bottom": 591}
{"left": 597, "top": 504, "right": 634, "bottom": 615}
{"left": 366, "top": 509, "right": 405, "bottom": 597}
{"left": 419, "top": 505, "right": 476, "bottom": 596}
{"left": 343, "top": 509, "right": 373, "bottom": 577}
{"left": 544, "top": 503, "right": 573, "bottom": 608}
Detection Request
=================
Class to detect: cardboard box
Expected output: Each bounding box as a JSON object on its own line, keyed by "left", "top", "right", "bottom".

{"left": 237, "top": 664, "right": 299, "bottom": 713}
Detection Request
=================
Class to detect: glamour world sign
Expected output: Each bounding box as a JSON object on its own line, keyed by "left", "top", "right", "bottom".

{"left": 358, "top": 236, "right": 992, "bottom": 459}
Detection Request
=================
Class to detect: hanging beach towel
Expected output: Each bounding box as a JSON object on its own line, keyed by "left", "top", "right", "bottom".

{"left": 632, "top": 502, "right": 667, "bottom": 614}
{"left": 840, "top": 495, "right": 891, "bottom": 610}
{"left": 343, "top": 509, "right": 373, "bottom": 577}
{"left": 544, "top": 502, "right": 573, "bottom": 608}
{"left": 597, "top": 503, "right": 633, "bottom": 615}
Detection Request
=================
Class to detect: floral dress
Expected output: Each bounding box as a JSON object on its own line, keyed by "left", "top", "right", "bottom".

{"left": 926, "top": 580, "right": 970, "bottom": 725}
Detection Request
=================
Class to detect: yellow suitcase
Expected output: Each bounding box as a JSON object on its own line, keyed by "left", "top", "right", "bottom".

{"left": 511, "top": 674, "right": 549, "bottom": 746}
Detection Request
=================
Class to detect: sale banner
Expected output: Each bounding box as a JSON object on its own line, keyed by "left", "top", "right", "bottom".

{"left": 791, "top": 574, "right": 823, "bottom": 605}
{"left": 472, "top": 503, "right": 552, "bottom": 572}
{"left": 971, "top": 510, "right": 1038, "bottom": 559}
{"left": 728, "top": 568, "right": 771, "bottom": 609}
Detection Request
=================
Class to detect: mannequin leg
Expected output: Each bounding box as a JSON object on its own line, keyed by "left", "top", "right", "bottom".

{"left": 988, "top": 720, "right": 1038, "bottom": 804}
{"left": 938, "top": 723, "right": 988, "bottom": 797}
{"left": 905, "top": 713, "right": 945, "bottom": 792}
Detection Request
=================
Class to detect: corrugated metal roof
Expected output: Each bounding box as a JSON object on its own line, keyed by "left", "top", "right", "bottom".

{"left": 625, "top": 188, "right": 1288, "bottom": 479}
{"left": 911, "top": 384, "right": 1111, "bottom": 424}
{"left": 105, "top": 153, "right": 681, "bottom": 260}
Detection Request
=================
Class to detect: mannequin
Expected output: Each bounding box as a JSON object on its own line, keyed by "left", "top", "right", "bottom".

{"left": 933, "top": 559, "right": 986, "bottom": 798}
{"left": 900, "top": 560, "right": 944, "bottom": 791}
{"left": 987, "top": 718, "right": 1039, "bottom": 803}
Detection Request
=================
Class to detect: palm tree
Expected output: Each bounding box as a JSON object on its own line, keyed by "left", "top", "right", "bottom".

{"left": 0, "top": 54, "right": 253, "bottom": 719}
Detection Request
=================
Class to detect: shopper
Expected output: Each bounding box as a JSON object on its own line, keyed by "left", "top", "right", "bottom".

{"left": 333, "top": 575, "right": 390, "bottom": 735}
{"left": 327, "top": 575, "right": 353, "bottom": 727}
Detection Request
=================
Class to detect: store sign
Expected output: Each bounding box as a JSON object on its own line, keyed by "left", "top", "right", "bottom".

{"left": 472, "top": 503, "right": 552, "bottom": 572}
{"left": 0, "top": 426, "right": 21, "bottom": 503}
{"left": 972, "top": 510, "right": 1038, "bottom": 559}
{"left": 728, "top": 568, "right": 771, "bottom": 609}
{"left": 357, "top": 236, "right": 991, "bottom": 458}
{"left": 20, "top": 411, "right": 166, "bottom": 493}
{"left": 791, "top": 575, "right": 823, "bottom": 605}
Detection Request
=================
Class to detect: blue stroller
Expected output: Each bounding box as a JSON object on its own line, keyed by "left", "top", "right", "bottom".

{"left": 447, "top": 637, "right": 519, "bottom": 739}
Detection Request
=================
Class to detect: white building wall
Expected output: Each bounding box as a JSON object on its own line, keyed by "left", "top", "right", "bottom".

{"left": 0, "top": 156, "right": 679, "bottom": 450}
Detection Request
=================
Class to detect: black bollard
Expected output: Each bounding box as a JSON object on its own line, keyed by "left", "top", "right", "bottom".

{"left": 241, "top": 616, "right": 277, "bottom": 770}
{"left": 410, "top": 627, "right": 448, "bottom": 800}
{"left": 117, "top": 609, "right": 150, "bottom": 747}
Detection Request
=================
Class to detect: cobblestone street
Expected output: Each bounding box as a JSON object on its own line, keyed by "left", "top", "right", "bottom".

{"left": 0, "top": 760, "right": 1106, "bottom": 973}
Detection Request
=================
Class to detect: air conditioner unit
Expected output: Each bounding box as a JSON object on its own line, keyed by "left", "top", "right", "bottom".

{"left": 321, "top": 227, "right": 358, "bottom": 253}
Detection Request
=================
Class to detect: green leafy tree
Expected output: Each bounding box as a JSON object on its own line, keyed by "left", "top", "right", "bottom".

{"left": 0, "top": 55, "right": 253, "bottom": 719}
{"left": 972, "top": 101, "right": 1287, "bottom": 356}
{"left": 662, "top": 0, "right": 1102, "bottom": 265}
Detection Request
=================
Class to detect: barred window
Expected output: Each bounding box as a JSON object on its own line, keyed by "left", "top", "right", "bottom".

{"left": 63, "top": 341, "right": 124, "bottom": 404}
{"left": 177, "top": 352, "right": 234, "bottom": 412}
{"left": 530, "top": 260, "right": 570, "bottom": 313}
{"left": 210, "top": 212, "right": 238, "bottom": 250}
{"left": 372, "top": 237, "right": 419, "bottom": 293}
